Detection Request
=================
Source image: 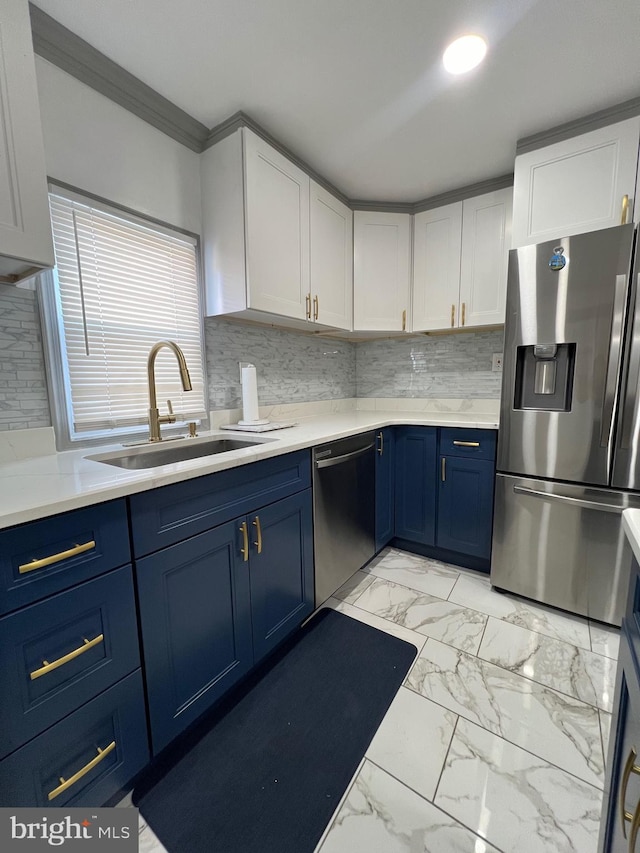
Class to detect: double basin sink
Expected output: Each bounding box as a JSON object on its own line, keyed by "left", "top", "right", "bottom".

{"left": 87, "top": 436, "right": 274, "bottom": 470}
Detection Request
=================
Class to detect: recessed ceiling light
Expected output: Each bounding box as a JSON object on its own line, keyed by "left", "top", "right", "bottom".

{"left": 442, "top": 34, "right": 488, "bottom": 75}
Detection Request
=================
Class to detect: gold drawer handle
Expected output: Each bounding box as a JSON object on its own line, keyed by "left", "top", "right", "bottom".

{"left": 402, "top": 309, "right": 406, "bottom": 332}
{"left": 620, "top": 747, "right": 640, "bottom": 837}
{"left": 253, "top": 516, "right": 263, "bottom": 554}
{"left": 461, "top": 302, "right": 466, "bottom": 326}
{"left": 239, "top": 522, "right": 249, "bottom": 562}
{"left": 30, "top": 634, "right": 105, "bottom": 681}
{"left": 47, "top": 740, "right": 116, "bottom": 801}
{"left": 441, "top": 457, "right": 446, "bottom": 482}
{"left": 453, "top": 440, "right": 480, "bottom": 448}
{"left": 19, "top": 540, "right": 96, "bottom": 574}
{"left": 622, "top": 194, "right": 630, "bottom": 225}
{"left": 314, "top": 295, "right": 319, "bottom": 321}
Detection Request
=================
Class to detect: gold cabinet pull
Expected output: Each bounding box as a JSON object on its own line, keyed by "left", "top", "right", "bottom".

{"left": 451, "top": 304, "right": 455, "bottom": 327}
{"left": 622, "top": 194, "right": 630, "bottom": 225}
{"left": 252, "top": 516, "right": 263, "bottom": 554}
{"left": 462, "top": 302, "right": 466, "bottom": 326}
{"left": 305, "top": 293, "right": 311, "bottom": 319}
{"left": 239, "top": 522, "right": 249, "bottom": 562}
{"left": 402, "top": 309, "right": 406, "bottom": 332}
{"left": 30, "top": 634, "right": 105, "bottom": 681}
{"left": 441, "top": 457, "right": 446, "bottom": 482}
{"left": 47, "top": 741, "right": 116, "bottom": 801}
{"left": 19, "top": 540, "right": 97, "bottom": 575}
{"left": 629, "top": 796, "right": 640, "bottom": 852}
{"left": 313, "top": 295, "right": 319, "bottom": 321}
{"left": 377, "top": 431, "right": 384, "bottom": 456}
{"left": 620, "top": 747, "right": 640, "bottom": 837}
{"left": 453, "top": 440, "right": 480, "bottom": 448}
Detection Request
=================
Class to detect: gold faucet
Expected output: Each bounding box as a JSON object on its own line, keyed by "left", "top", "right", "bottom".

{"left": 147, "top": 341, "right": 193, "bottom": 442}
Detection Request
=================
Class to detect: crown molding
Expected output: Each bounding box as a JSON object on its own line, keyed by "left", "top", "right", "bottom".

{"left": 516, "top": 96, "right": 640, "bottom": 154}
{"left": 29, "top": 3, "right": 209, "bottom": 152}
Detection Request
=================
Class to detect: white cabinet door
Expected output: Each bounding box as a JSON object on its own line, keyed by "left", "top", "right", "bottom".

{"left": 353, "top": 211, "right": 410, "bottom": 331}
{"left": 244, "top": 129, "right": 310, "bottom": 320}
{"left": 310, "top": 181, "right": 352, "bottom": 331}
{"left": 0, "top": 0, "right": 54, "bottom": 282}
{"left": 512, "top": 117, "right": 640, "bottom": 248}
{"left": 459, "top": 188, "right": 513, "bottom": 328}
{"left": 412, "top": 203, "right": 462, "bottom": 332}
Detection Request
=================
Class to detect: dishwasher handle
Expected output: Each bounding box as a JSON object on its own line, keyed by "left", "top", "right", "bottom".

{"left": 315, "top": 443, "right": 375, "bottom": 469}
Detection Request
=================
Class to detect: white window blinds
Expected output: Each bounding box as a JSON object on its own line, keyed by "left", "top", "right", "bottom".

{"left": 49, "top": 191, "right": 206, "bottom": 436}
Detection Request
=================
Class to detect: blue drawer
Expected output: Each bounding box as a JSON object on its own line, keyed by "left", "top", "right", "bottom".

{"left": 0, "top": 566, "right": 140, "bottom": 759}
{"left": 129, "top": 450, "right": 311, "bottom": 556}
{"left": 0, "top": 669, "right": 148, "bottom": 807}
{"left": 0, "top": 500, "right": 130, "bottom": 616}
{"left": 439, "top": 428, "right": 497, "bottom": 460}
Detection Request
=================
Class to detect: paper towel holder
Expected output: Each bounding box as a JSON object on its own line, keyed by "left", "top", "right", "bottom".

{"left": 238, "top": 362, "right": 269, "bottom": 426}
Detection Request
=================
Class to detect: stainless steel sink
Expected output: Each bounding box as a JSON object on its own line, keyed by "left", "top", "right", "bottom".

{"left": 86, "top": 437, "right": 272, "bottom": 470}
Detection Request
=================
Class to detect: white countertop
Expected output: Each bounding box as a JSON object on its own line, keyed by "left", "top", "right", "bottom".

{"left": 0, "top": 410, "right": 498, "bottom": 531}
{"left": 623, "top": 508, "right": 640, "bottom": 566}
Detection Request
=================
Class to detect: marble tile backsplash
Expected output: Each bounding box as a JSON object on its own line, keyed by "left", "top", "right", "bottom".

{"left": 204, "top": 318, "right": 356, "bottom": 409}
{"left": 0, "top": 287, "right": 51, "bottom": 432}
{"left": 0, "top": 292, "right": 503, "bottom": 431}
{"left": 356, "top": 330, "right": 505, "bottom": 399}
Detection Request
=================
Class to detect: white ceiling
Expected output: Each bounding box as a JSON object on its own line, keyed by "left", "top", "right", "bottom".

{"left": 32, "top": 0, "right": 640, "bottom": 202}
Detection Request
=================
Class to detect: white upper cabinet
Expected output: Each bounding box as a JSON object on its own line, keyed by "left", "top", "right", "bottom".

{"left": 244, "top": 130, "right": 309, "bottom": 320}
{"left": 309, "top": 181, "right": 352, "bottom": 331}
{"left": 412, "top": 203, "right": 462, "bottom": 331}
{"left": 412, "top": 188, "right": 512, "bottom": 332}
{"left": 0, "top": 0, "right": 54, "bottom": 283}
{"left": 512, "top": 117, "right": 640, "bottom": 247}
{"left": 202, "top": 128, "right": 353, "bottom": 330}
{"left": 353, "top": 211, "right": 411, "bottom": 332}
{"left": 459, "top": 189, "right": 513, "bottom": 327}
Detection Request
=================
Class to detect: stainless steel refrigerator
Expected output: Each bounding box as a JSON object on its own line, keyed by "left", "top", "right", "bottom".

{"left": 492, "top": 223, "right": 640, "bottom": 626}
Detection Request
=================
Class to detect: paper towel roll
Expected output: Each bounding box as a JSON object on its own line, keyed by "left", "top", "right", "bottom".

{"left": 239, "top": 365, "right": 269, "bottom": 425}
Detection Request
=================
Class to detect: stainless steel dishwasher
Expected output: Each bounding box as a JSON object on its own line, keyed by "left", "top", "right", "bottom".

{"left": 312, "top": 432, "right": 376, "bottom": 606}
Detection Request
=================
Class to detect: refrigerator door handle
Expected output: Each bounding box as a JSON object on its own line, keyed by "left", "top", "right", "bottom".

{"left": 619, "top": 270, "right": 640, "bottom": 450}
{"left": 600, "top": 273, "right": 628, "bottom": 450}
{"left": 513, "top": 485, "right": 623, "bottom": 514}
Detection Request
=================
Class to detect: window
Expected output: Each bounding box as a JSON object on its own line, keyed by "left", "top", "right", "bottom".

{"left": 40, "top": 187, "right": 207, "bottom": 446}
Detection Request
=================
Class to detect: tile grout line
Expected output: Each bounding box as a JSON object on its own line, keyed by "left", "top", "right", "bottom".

{"left": 402, "top": 675, "right": 606, "bottom": 793}
{"left": 364, "top": 754, "right": 510, "bottom": 853}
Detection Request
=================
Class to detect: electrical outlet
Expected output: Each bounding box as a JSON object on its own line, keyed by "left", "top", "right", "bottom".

{"left": 492, "top": 353, "right": 503, "bottom": 372}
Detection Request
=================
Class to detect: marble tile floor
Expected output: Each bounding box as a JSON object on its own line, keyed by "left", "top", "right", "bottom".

{"left": 134, "top": 546, "right": 619, "bottom": 853}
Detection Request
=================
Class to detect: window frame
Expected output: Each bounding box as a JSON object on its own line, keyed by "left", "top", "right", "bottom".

{"left": 39, "top": 180, "right": 209, "bottom": 450}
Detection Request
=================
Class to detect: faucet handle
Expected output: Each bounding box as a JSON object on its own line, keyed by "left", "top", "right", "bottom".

{"left": 166, "top": 399, "right": 176, "bottom": 423}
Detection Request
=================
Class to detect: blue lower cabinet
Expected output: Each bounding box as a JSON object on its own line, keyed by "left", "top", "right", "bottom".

{"left": 249, "top": 490, "right": 313, "bottom": 663}
{"left": 0, "top": 670, "right": 148, "bottom": 807}
{"left": 375, "top": 428, "right": 395, "bottom": 551}
{"left": 0, "top": 566, "right": 140, "bottom": 760}
{"left": 135, "top": 489, "right": 315, "bottom": 754}
{"left": 395, "top": 427, "right": 437, "bottom": 545}
{"left": 437, "top": 456, "right": 495, "bottom": 560}
{"left": 136, "top": 520, "right": 253, "bottom": 755}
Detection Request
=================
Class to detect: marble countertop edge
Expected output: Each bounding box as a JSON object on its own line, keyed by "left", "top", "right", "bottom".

{"left": 0, "top": 410, "right": 499, "bottom": 530}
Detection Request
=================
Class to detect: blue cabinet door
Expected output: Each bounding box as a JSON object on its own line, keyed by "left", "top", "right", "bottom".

{"left": 394, "top": 427, "right": 437, "bottom": 545}
{"left": 375, "top": 428, "right": 395, "bottom": 551}
{"left": 437, "top": 456, "right": 494, "bottom": 559}
{"left": 599, "top": 625, "right": 640, "bottom": 853}
{"left": 136, "top": 521, "right": 253, "bottom": 754}
{"left": 249, "top": 490, "right": 313, "bottom": 663}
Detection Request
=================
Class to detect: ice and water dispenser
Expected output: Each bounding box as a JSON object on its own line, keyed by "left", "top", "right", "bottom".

{"left": 513, "top": 343, "right": 576, "bottom": 411}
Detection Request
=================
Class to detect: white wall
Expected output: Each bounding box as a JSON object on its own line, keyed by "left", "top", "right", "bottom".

{"left": 34, "top": 58, "right": 202, "bottom": 235}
